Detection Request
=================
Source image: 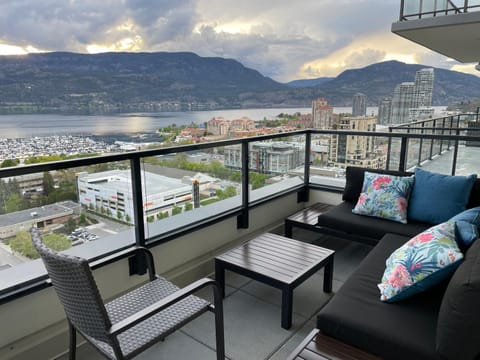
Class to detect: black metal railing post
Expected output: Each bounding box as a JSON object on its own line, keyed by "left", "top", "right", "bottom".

{"left": 439, "top": 117, "right": 446, "bottom": 153}
{"left": 130, "top": 158, "right": 146, "bottom": 246}
{"left": 418, "top": 121, "right": 425, "bottom": 166}
{"left": 399, "top": 136, "right": 408, "bottom": 171}
{"left": 452, "top": 128, "right": 460, "bottom": 176}
{"left": 237, "top": 140, "right": 249, "bottom": 229}
{"left": 386, "top": 127, "right": 393, "bottom": 170}
{"left": 465, "top": 0, "right": 469, "bottom": 12}
{"left": 400, "top": 0, "right": 405, "bottom": 19}
{"left": 429, "top": 120, "right": 436, "bottom": 159}
{"left": 129, "top": 157, "right": 148, "bottom": 275}
{"left": 298, "top": 132, "right": 311, "bottom": 203}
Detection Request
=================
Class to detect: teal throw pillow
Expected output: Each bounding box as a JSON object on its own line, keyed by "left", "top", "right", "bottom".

{"left": 450, "top": 207, "right": 480, "bottom": 249}
{"left": 378, "top": 220, "right": 463, "bottom": 302}
{"left": 408, "top": 168, "right": 477, "bottom": 224}
{"left": 352, "top": 172, "right": 414, "bottom": 224}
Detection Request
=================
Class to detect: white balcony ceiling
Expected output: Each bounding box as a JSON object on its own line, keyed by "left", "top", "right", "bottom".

{"left": 391, "top": 11, "right": 480, "bottom": 63}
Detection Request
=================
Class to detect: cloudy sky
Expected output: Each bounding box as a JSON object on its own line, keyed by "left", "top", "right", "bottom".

{"left": 0, "top": 0, "right": 477, "bottom": 81}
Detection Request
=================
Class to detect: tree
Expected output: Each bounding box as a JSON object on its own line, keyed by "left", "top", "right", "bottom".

{"left": 42, "top": 172, "right": 55, "bottom": 196}
{"left": 1, "top": 159, "right": 19, "bottom": 168}
{"left": 5, "top": 193, "right": 28, "bottom": 213}
{"left": 147, "top": 215, "right": 155, "bottom": 223}
{"left": 172, "top": 206, "right": 182, "bottom": 215}
{"left": 184, "top": 202, "right": 193, "bottom": 211}
{"left": 78, "top": 213, "right": 87, "bottom": 225}
{"left": 117, "top": 211, "right": 123, "bottom": 220}
{"left": 64, "top": 218, "right": 77, "bottom": 233}
{"left": 125, "top": 214, "right": 131, "bottom": 223}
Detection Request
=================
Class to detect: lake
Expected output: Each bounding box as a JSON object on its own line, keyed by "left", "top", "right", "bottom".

{"left": 0, "top": 106, "right": 447, "bottom": 138}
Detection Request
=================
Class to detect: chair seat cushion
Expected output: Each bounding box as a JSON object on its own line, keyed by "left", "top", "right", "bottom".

{"left": 317, "top": 233, "right": 446, "bottom": 360}
{"left": 85, "top": 277, "right": 210, "bottom": 359}
{"left": 317, "top": 202, "right": 429, "bottom": 241}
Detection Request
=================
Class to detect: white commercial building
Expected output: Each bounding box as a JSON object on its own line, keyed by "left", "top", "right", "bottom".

{"left": 78, "top": 170, "right": 193, "bottom": 223}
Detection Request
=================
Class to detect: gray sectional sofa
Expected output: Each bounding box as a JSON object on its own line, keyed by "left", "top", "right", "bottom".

{"left": 315, "top": 166, "right": 480, "bottom": 360}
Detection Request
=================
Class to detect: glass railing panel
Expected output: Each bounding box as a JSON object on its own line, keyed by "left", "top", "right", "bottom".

{"left": 0, "top": 161, "right": 135, "bottom": 288}
{"left": 309, "top": 133, "right": 346, "bottom": 187}
{"left": 310, "top": 132, "right": 390, "bottom": 185}
{"left": 422, "top": 0, "right": 437, "bottom": 17}
{"left": 404, "top": 0, "right": 421, "bottom": 16}
{"left": 248, "top": 135, "right": 305, "bottom": 203}
{"left": 141, "top": 147, "right": 242, "bottom": 240}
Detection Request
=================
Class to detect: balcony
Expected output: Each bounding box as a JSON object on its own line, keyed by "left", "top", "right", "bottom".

{"left": 391, "top": 0, "right": 480, "bottom": 63}
{"left": 0, "top": 117, "right": 479, "bottom": 359}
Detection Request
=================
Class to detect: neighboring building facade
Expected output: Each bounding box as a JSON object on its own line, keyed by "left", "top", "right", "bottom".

{"left": 312, "top": 98, "right": 333, "bottom": 129}
{"left": 390, "top": 68, "right": 435, "bottom": 124}
{"left": 329, "top": 116, "right": 386, "bottom": 169}
{"left": 224, "top": 142, "right": 305, "bottom": 174}
{"left": 377, "top": 97, "right": 392, "bottom": 125}
{"left": 77, "top": 170, "right": 193, "bottom": 223}
{"left": 206, "top": 117, "right": 255, "bottom": 136}
{"left": 391, "top": 82, "right": 416, "bottom": 124}
{"left": 0, "top": 201, "right": 80, "bottom": 239}
{"left": 352, "top": 93, "right": 367, "bottom": 117}
{"left": 413, "top": 68, "right": 434, "bottom": 108}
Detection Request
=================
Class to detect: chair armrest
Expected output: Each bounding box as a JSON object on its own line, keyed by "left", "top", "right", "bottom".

{"left": 108, "top": 277, "right": 221, "bottom": 336}
{"left": 91, "top": 246, "right": 156, "bottom": 280}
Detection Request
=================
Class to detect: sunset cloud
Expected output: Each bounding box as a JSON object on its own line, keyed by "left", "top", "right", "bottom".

{"left": 0, "top": 0, "right": 477, "bottom": 81}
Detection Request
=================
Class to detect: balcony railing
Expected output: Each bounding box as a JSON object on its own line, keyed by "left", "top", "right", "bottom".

{"left": 1, "top": 116, "right": 479, "bottom": 302}
{"left": 399, "top": 0, "right": 480, "bottom": 20}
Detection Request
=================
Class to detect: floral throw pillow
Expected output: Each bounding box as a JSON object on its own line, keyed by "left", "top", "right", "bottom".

{"left": 378, "top": 221, "right": 463, "bottom": 302}
{"left": 352, "top": 172, "right": 414, "bottom": 224}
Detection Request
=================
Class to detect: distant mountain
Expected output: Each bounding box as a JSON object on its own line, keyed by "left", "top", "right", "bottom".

{"left": 0, "top": 51, "right": 285, "bottom": 113}
{"left": 0, "top": 53, "right": 479, "bottom": 114}
{"left": 285, "top": 77, "right": 334, "bottom": 88}
{"left": 313, "top": 61, "right": 480, "bottom": 106}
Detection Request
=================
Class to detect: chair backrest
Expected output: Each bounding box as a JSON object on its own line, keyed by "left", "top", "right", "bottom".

{"left": 31, "top": 228, "right": 113, "bottom": 344}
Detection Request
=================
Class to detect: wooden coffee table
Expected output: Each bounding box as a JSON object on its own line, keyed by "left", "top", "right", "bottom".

{"left": 215, "top": 232, "right": 334, "bottom": 329}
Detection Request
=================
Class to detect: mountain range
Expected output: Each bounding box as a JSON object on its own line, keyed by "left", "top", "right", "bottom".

{"left": 0, "top": 52, "right": 479, "bottom": 114}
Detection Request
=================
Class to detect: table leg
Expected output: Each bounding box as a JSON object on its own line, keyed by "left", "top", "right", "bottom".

{"left": 323, "top": 256, "right": 334, "bottom": 293}
{"left": 284, "top": 221, "right": 293, "bottom": 238}
{"left": 281, "top": 287, "right": 293, "bottom": 329}
{"left": 215, "top": 259, "right": 226, "bottom": 298}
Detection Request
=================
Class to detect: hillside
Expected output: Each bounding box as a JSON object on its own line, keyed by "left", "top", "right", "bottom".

{"left": 0, "top": 52, "right": 285, "bottom": 113}
{"left": 314, "top": 61, "right": 480, "bottom": 106}
{"left": 1, "top": 53, "right": 480, "bottom": 114}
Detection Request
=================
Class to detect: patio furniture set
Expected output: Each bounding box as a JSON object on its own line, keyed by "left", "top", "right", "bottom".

{"left": 32, "top": 166, "right": 480, "bottom": 359}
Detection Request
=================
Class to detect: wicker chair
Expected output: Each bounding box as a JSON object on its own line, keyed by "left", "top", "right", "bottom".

{"left": 31, "top": 227, "right": 225, "bottom": 360}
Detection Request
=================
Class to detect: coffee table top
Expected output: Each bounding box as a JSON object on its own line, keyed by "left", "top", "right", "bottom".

{"left": 216, "top": 233, "right": 334, "bottom": 285}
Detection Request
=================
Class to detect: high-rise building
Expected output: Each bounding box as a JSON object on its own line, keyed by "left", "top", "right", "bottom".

{"left": 329, "top": 116, "right": 385, "bottom": 169}
{"left": 389, "top": 68, "right": 435, "bottom": 124}
{"left": 414, "top": 68, "right": 434, "bottom": 107}
{"left": 377, "top": 98, "right": 392, "bottom": 125}
{"left": 391, "top": 82, "right": 415, "bottom": 124}
{"left": 311, "top": 98, "right": 333, "bottom": 129}
{"left": 352, "top": 93, "right": 367, "bottom": 117}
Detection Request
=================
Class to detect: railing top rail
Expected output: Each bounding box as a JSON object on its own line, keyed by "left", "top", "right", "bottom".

{"left": 391, "top": 112, "right": 478, "bottom": 128}
{"left": 399, "top": 0, "right": 480, "bottom": 20}
{"left": 1, "top": 127, "right": 479, "bottom": 179}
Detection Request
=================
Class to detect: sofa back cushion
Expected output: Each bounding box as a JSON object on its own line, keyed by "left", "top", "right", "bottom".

{"left": 436, "top": 237, "right": 480, "bottom": 360}
{"left": 343, "top": 166, "right": 413, "bottom": 203}
{"left": 408, "top": 168, "right": 477, "bottom": 224}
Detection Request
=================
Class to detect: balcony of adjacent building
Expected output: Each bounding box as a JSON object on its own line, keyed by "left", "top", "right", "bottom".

{"left": 391, "top": 0, "right": 480, "bottom": 67}
{"left": 0, "top": 114, "right": 479, "bottom": 359}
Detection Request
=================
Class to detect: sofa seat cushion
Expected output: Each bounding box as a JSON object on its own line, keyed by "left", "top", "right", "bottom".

{"left": 317, "top": 202, "right": 429, "bottom": 241}
{"left": 317, "top": 233, "right": 445, "bottom": 360}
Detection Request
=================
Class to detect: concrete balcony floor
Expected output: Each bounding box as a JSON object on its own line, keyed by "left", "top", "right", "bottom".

{"left": 60, "top": 228, "right": 373, "bottom": 360}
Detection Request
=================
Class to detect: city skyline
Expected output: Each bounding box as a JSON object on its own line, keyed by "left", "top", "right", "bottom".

{"left": 0, "top": 1, "right": 478, "bottom": 81}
